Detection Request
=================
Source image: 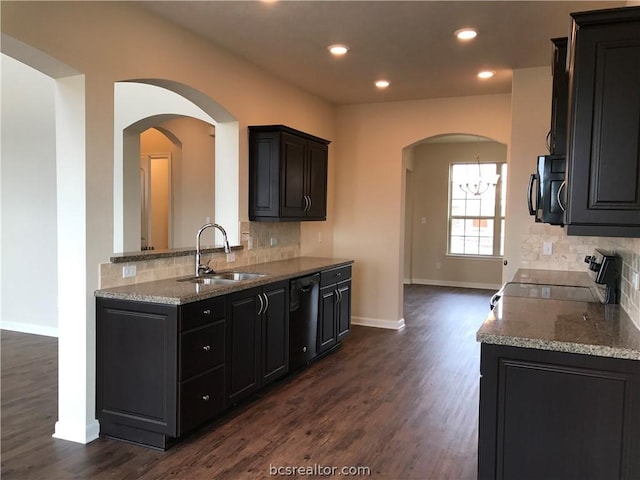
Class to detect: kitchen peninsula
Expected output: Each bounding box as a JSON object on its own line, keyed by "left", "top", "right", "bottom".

{"left": 94, "top": 257, "right": 353, "bottom": 450}
{"left": 477, "top": 269, "right": 640, "bottom": 479}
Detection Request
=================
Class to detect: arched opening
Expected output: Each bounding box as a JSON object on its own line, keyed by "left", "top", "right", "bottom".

{"left": 114, "top": 80, "right": 239, "bottom": 253}
{"left": 403, "top": 133, "right": 507, "bottom": 291}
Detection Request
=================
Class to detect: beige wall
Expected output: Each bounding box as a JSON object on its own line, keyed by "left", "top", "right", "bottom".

{"left": 408, "top": 141, "right": 507, "bottom": 289}
{"left": 334, "top": 94, "right": 512, "bottom": 327}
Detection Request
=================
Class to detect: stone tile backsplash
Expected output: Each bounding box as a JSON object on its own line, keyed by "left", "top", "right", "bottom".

{"left": 100, "top": 221, "right": 300, "bottom": 289}
{"left": 521, "top": 224, "right": 640, "bottom": 327}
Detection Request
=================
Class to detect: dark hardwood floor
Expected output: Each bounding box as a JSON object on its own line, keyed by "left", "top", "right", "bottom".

{"left": 1, "top": 285, "right": 492, "bottom": 479}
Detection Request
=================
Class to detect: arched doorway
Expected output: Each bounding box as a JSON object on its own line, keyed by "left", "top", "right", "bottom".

{"left": 403, "top": 133, "right": 507, "bottom": 291}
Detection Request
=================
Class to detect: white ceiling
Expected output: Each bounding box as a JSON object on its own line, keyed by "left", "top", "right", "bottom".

{"left": 139, "top": 0, "right": 625, "bottom": 105}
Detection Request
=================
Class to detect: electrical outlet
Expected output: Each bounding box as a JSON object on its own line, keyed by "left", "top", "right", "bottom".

{"left": 270, "top": 237, "right": 278, "bottom": 247}
{"left": 247, "top": 236, "right": 254, "bottom": 250}
{"left": 318, "top": 231, "right": 323, "bottom": 243}
{"left": 421, "top": 217, "right": 427, "bottom": 225}
{"left": 122, "top": 265, "right": 136, "bottom": 278}
{"left": 226, "top": 252, "right": 236, "bottom": 263}
{"left": 435, "top": 261, "right": 442, "bottom": 270}
{"left": 542, "top": 241, "right": 553, "bottom": 255}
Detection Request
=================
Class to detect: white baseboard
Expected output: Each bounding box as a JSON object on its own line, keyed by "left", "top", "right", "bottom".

{"left": 53, "top": 419, "right": 100, "bottom": 444}
{"left": 1, "top": 321, "right": 58, "bottom": 338}
{"left": 409, "top": 278, "right": 501, "bottom": 291}
{"left": 352, "top": 316, "right": 405, "bottom": 330}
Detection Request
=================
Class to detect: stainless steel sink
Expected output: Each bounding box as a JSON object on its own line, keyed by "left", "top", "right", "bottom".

{"left": 211, "top": 272, "right": 267, "bottom": 281}
{"left": 177, "top": 276, "right": 237, "bottom": 285}
{"left": 177, "top": 271, "right": 267, "bottom": 284}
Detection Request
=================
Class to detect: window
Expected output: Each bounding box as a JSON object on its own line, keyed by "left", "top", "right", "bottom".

{"left": 448, "top": 162, "right": 507, "bottom": 256}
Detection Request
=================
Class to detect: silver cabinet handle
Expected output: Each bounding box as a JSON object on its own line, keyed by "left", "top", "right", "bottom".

{"left": 263, "top": 293, "right": 269, "bottom": 315}
{"left": 557, "top": 180, "right": 566, "bottom": 212}
{"left": 302, "top": 195, "right": 309, "bottom": 211}
{"left": 203, "top": 309, "right": 211, "bottom": 315}
{"left": 202, "top": 394, "right": 210, "bottom": 401}
{"left": 257, "top": 293, "right": 264, "bottom": 316}
{"left": 307, "top": 195, "right": 312, "bottom": 211}
{"left": 202, "top": 345, "right": 211, "bottom": 351}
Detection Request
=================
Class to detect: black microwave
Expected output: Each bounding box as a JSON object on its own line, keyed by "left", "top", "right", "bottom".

{"left": 527, "top": 154, "right": 565, "bottom": 225}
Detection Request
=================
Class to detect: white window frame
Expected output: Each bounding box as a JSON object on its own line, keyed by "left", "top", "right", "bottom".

{"left": 447, "top": 162, "right": 506, "bottom": 257}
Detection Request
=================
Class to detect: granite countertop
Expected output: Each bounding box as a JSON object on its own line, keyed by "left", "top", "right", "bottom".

{"left": 95, "top": 257, "right": 353, "bottom": 305}
{"left": 477, "top": 269, "right": 640, "bottom": 360}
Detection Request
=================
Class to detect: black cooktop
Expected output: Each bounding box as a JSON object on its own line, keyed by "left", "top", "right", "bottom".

{"left": 501, "top": 282, "right": 599, "bottom": 303}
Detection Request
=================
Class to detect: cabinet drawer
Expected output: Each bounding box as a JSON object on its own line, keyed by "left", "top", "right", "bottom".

{"left": 179, "top": 366, "right": 225, "bottom": 435}
{"left": 180, "top": 296, "right": 225, "bottom": 331}
{"left": 320, "top": 265, "right": 352, "bottom": 287}
{"left": 180, "top": 321, "right": 225, "bottom": 380}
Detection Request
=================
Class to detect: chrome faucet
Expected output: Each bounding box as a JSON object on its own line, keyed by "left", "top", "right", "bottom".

{"left": 195, "top": 223, "right": 231, "bottom": 277}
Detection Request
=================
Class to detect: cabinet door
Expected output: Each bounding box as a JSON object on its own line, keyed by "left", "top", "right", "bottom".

{"left": 306, "top": 140, "right": 328, "bottom": 219}
{"left": 262, "top": 282, "right": 289, "bottom": 385}
{"left": 336, "top": 280, "right": 351, "bottom": 341}
{"left": 226, "top": 287, "right": 261, "bottom": 404}
{"left": 479, "top": 344, "right": 640, "bottom": 480}
{"left": 318, "top": 285, "right": 337, "bottom": 353}
{"left": 280, "top": 132, "right": 307, "bottom": 218}
{"left": 566, "top": 13, "right": 640, "bottom": 236}
{"left": 96, "top": 299, "right": 178, "bottom": 437}
{"left": 249, "top": 131, "right": 281, "bottom": 219}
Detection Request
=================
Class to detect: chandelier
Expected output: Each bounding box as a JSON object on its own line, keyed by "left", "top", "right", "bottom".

{"left": 457, "top": 140, "right": 500, "bottom": 196}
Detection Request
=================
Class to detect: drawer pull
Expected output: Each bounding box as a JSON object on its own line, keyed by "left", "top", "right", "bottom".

{"left": 202, "top": 345, "right": 211, "bottom": 351}
{"left": 202, "top": 394, "right": 210, "bottom": 401}
{"left": 203, "top": 309, "right": 211, "bottom": 315}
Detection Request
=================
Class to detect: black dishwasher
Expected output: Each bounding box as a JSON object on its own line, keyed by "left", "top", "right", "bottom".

{"left": 289, "top": 274, "right": 320, "bottom": 371}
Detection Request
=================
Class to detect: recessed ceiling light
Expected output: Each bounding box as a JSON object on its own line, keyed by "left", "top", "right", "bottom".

{"left": 328, "top": 44, "right": 349, "bottom": 56}
{"left": 478, "top": 70, "right": 495, "bottom": 79}
{"left": 455, "top": 28, "right": 478, "bottom": 41}
{"left": 375, "top": 80, "right": 390, "bottom": 89}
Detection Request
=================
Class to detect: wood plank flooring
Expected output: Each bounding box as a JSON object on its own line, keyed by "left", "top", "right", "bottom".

{"left": 1, "top": 285, "right": 492, "bottom": 479}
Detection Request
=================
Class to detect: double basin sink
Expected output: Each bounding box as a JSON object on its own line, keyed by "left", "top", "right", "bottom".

{"left": 178, "top": 271, "right": 267, "bottom": 286}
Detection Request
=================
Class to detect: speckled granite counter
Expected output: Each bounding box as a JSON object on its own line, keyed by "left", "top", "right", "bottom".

{"left": 477, "top": 269, "right": 640, "bottom": 360}
{"left": 95, "top": 257, "right": 353, "bottom": 305}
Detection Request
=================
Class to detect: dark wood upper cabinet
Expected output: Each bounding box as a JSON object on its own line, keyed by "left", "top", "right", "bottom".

{"left": 565, "top": 6, "right": 640, "bottom": 237}
{"left": 549, "top": 37, "right": 568, "bottom": 156}
{"left": 249, "top": 125, "right": 330, "bottom": 222}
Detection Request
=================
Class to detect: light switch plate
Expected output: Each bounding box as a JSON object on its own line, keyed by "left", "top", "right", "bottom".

{"left": 542, "top": 241, "right": 553, "bottom": 255}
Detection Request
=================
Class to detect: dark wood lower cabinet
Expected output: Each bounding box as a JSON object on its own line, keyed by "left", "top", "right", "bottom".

{"left": 226, "top": 287, "right": 262, "bottom": 404}
{"left": 318, "top": 266, "right": 352, "bottom": 354}
{"left": 96, "top": 266, "right": 351, "bottom": 450}
{"left": 261, "top": 283, "right": 289, "bottom": 385}
{"left": 479, "top": 344, "right": 640, "bottom": 479}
